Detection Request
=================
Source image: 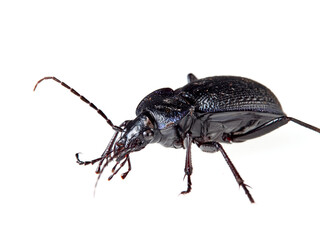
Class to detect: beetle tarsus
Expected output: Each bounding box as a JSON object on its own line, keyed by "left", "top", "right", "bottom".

{"left": 241, "top": 184, "right": 255, "bottom": 203}
{"left": 181, "top": 174, "right": 192, "bottom": 194}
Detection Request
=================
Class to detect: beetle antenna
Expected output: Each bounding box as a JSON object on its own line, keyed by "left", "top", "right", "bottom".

{"left": 34, "top": 77, "right": 122, "bottom": 132}
{"left": 287, "top": 117, "right": 320, "bottom": 133}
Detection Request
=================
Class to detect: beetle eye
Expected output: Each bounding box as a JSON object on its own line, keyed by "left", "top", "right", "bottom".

{"left": 143, "top": 129, "right": 154, "bottom": 141}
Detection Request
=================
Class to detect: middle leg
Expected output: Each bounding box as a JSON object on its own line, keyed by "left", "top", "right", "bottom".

{"left": 181, "top": 133, "right": 193, "bottom": 194}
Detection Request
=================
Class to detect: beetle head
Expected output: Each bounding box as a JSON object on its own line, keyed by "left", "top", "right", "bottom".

{"left": 113, "top": 114, "right": 155, "bottom": 161}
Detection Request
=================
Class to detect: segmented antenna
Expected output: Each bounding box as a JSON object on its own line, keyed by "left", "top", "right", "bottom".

{"left": 34, "top": 77, "right": 122, "bottom": 132}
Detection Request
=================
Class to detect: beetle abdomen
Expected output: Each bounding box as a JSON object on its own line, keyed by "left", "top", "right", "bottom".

{"left": 176, "top": 76, "right": 285, "bottom": 115}
{"left": 190, "top": 111, "right": 285, "bottom": 143}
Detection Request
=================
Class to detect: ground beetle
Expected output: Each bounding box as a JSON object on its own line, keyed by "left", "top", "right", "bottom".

{"left": 34, "top": 74, "right": 320, "bottom": 203}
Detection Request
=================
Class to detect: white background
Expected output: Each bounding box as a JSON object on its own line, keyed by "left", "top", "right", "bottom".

{"left": 1, "top": 1, "right": 320, "bottom": 239}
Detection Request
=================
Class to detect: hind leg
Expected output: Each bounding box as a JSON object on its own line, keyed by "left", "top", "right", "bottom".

{"left": 197, "top": 141, "right": 255, "bottom": 203}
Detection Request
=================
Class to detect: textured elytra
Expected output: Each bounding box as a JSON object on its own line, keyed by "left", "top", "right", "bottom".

{"left": 176, "top": 76, "right": 284, "bottom": 115}
{"left": 136, "top": 76, "right": 285, "bottom": 132}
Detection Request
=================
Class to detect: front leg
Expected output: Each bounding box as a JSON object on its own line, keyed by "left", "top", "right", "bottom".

{"left": 181, "top": 133, "right": 193, "bottom": 194}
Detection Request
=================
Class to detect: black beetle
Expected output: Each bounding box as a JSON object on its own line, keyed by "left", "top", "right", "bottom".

{"left": 34, "top": 74, "right": 320, "bottom": 203}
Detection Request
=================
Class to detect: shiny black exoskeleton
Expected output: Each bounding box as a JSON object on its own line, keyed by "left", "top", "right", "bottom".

{"left": 34, "top": 74, "right": 320, "bottom": 203}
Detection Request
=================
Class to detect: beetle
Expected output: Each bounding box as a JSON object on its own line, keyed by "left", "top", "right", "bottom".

{"left": 34, "top": 74, "right": 320, "bottom": 203}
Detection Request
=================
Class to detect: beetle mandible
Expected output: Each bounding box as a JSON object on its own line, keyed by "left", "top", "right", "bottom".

{"left": 34, "top": 74, "right": 320, "bottom": 203}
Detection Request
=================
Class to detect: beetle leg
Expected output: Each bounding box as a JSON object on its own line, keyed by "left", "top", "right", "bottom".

{"left": 213, "top": 142, "right": 255, "bottom": 203}
{"left": 181, "top": 133, "right": 193, "bottom": 194}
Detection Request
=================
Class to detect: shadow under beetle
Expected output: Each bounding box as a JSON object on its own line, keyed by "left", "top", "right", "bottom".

{"left": 34, "top": 74, "right": 320, "bottom": 203}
